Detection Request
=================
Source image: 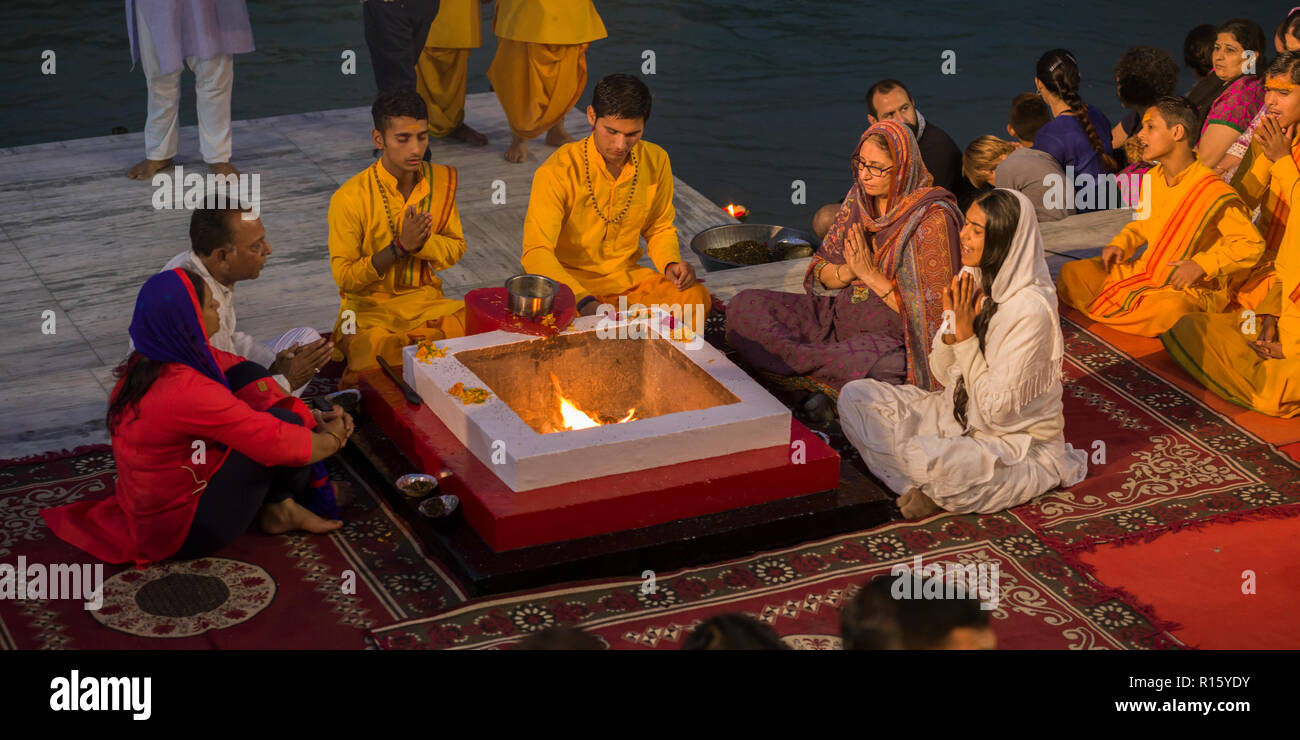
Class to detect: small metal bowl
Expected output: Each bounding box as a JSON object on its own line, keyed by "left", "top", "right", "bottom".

{"left": 395, "top": 473, "right": 439, "bottom": 498}
{"left": 418, "top": 494, "right": 460, "bottom": 519}
{"left": 505, "top": 274, "right": 558, "bottom": 318}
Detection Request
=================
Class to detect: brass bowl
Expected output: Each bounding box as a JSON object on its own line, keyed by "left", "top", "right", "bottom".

{"left": 395, "top": 473, "right": 438, "bottom": 498}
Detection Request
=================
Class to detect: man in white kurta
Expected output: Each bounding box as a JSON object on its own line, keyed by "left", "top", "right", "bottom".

{"left": 838, "top": 189, "right": 1087, "bottom": 517}
{"left": 125, "top": 0, "right": 254, "bottom": 180}
{"left": 145, "top": 206, "right": 327, "bottom": 396}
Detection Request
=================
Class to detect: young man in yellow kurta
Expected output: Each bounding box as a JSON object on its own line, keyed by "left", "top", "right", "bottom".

{"left": 1057, "top": 98, "right": 1264, "bottom": 337}
{"left": 522, "top": 74, "right": 711, "bottom": 326}
{"left": 1162, "top": 54, "right": 1300, "bottom": 418}
{"left": 329, "top": 89, "right": 467, "bottom": 388}
{"left": 415, "top": 0, "right": 488, "bottom": 146}
{"left": 1228, "top": 64, "right": 1300, "bottom": 316}
{"left": 488, "top": 0, "right": 606, "bottom": 163}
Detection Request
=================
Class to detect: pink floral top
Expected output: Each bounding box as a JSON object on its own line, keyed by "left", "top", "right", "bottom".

{"left": 1201, "top": 76, "right": 1264, "bottom": 136}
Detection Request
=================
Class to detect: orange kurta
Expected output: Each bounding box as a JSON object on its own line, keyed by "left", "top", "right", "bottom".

{"left": 1056, "top": 159, "right": 1264, "bottom": 336}
{"left": 522, "top": 135, "right": 710, "bottom": 314}
{"left": 1164, "top": 150, "right": 1300, "bottom": 417}
{"left": 487, "top": 0, "right": 606, "bottom": 140}
{"left": 328, "top": 160, "right": 467, "bottom": 387}
{"left": 1230, "top": 130, "right": 1300, "bottom": 314}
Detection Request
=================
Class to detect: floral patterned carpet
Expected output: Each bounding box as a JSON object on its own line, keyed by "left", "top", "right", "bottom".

{"left": 2, "top": 317, "right": 1297, "bottom": 649}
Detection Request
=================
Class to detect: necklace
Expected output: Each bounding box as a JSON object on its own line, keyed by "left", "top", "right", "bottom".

{"left": 372, "top": 162, "right": 402, "bottom": 238}
{"left": 582, "top": 137, "right": 638, "bottom": 225}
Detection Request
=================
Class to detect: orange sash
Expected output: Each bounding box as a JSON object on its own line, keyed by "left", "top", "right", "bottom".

{"left": 396, "top": 162, "right": 459, "bottom": 289}
{"left": 1087, "top": 169, "right": 1237, "bottom": 318}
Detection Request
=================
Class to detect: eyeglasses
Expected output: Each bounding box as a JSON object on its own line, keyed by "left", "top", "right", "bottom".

{"left": 853, "top": 156, "right": 894, "bottom": 178}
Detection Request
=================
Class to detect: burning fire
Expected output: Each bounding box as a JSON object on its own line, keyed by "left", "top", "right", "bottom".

{"left": 725, "top": 203, "right": 748, "bottom": 219}
{"left": 550, "top": 373, "right": 636, "bottom": 431}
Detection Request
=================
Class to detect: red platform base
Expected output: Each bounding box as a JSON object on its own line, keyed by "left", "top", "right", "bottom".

{"left": 359, "top": 369, "right": 841, "bottom": 551}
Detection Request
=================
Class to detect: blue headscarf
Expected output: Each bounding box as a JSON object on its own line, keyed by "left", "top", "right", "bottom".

{"left": 128, "top": 268, "right": 229, "bottom": 389}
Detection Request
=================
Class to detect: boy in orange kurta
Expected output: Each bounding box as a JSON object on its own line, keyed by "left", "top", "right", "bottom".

{"left": 1057, "top": 98, "right": 1264, "bottom": 336}
{"left": 522, "top": 75, "right": 710, "bottom": 326}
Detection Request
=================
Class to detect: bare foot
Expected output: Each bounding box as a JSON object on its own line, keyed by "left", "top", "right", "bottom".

{"left": 504, "top": 135, "right": 528, "bottom": 163}
{"left": 258, "top": 498, "right": 343, "bottom": 535}
{"left": 449, "top": 122, "right": 488, "bottom": 147}
{"left": 545, "top": 121, "right": 575, "bottom": 147}
{"left": 209, "top": 162, "right": 239, "bottom": 177}
{"left": 127, "top": 157, "right": 173, "bottom": 180}
{"left": 898, "top": 487, "right": 942, "bottom": 520}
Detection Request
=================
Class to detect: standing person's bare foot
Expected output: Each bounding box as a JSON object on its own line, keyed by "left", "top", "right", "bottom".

{"left": 209, "top": 162, "right": 239, "bottom": 177}
{"left": 545, "top": 121, "right": 574, "bottom": 147}
{"left": 504, "top": 134, "right": 528, "bottom": 163}
{"left": 449, "top": 122, "right": 488, "bottom": 147}
{"left": 897, "top": 487, "right": 942, "bottom": 520}
{"left": 258, "top": 498, "right": 343, "bottom": 535}
{"left": 127, "top": 157, "right": 173, "bottom": 180}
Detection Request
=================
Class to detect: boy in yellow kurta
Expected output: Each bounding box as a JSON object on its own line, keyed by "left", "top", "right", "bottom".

{"left": 329, "top": 89, "right": 467, "bottom": 388}
{"left": 416, "top": 0, "right": 488, "bottom": 146}
{"left": 1162, "top": 54, "right": 1300, "bottom": 418}
{"left": 1057, "top": 98, "right": 1264, "bottom": 336}
{"left": 522, "top": 74, "right": 711, "bottom": 324}
{"left": 488, "top": 0, "right": 606, "bottom": 163}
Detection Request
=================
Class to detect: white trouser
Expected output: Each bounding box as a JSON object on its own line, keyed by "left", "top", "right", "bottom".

{"left": 136, "top": 2, "right": 234, "bottom": 163}
{"left": 261, "top": 327, "right": 324, "bottom": 398}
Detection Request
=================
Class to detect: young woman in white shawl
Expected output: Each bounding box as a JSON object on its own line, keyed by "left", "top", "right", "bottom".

{"left": 837, "top": 188, "right": 1088, "bottom": 519}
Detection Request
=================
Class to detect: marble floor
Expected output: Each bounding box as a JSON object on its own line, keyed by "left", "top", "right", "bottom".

{"left": 0, "top": 91, "right": 1128, "bottom": 459}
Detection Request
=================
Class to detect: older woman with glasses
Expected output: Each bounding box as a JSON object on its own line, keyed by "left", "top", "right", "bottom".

{"left": 725, "top": 120, "right": 962, "bottom": 421}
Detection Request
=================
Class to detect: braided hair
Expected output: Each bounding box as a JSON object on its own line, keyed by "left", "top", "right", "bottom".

{"left": 1036, "top": 49, "right": 1118, "bottom": 172}
{"left": 951, "top": 189, "right": 1020, "bottom": 430}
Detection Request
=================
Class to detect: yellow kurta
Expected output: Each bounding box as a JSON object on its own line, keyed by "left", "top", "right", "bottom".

{"left": 492, "top": 0, "right": 606, "bottom": 44}
{"left": 1163, "top": 152, "right": 1300, "bottom": 417}
{"left": 1230, "top": 132, "right": 1300, "bottom": 314}
{"left": 417, "top": 0, "right": 482, "bottom": 137}
{"left": 1056, "top": 159, "right": 1264, "bottom": 336}
{"left": 522, "top": 135, "right": 711, "bottom": 311}
{"left": 328, "top": 160, "right": 467, "bottom": 387}
{"left": 488, "top": 0, "right": 606, "bottom": 139}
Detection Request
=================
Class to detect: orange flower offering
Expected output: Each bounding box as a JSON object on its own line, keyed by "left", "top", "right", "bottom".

{"left": 447, "top": 381, "right": 490, "bottom": 404}
{"left": 415, "top": 341, "right": 448, "bottom": 363}
{"left": 540, "top": 313, "right": 557, "bottom": 329}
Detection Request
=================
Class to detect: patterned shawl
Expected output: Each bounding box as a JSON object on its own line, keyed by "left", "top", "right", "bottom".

{"left": 807, "top": 119, "right": 962, "bottom": 390}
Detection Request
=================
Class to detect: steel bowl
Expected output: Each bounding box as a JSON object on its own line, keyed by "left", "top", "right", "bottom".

{"left": 505, "top": 274, "right": 558, "bottom": 317}
{"left": 689, "top": 224, "right": 821, "bottom": 272}
{"left": 418, "top": 494, "right": 460, "bottom": 519}
{"left": 395, "top": 473, "right": 439, "bottom": 498}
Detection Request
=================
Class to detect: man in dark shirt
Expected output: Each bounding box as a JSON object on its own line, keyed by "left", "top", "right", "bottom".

{"left": 866, "top": 79, "right": 963, "bottom": 192}
{"left": 811, "top": 79, "right": 965, "bottom": 239}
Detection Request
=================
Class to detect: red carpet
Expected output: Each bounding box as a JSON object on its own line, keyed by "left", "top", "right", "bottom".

{"left": 1076, "top": 514, "right": 1300, "bottom": 649}
{"left": 1060, "top": 306, "right": 1300, "bottom": 452}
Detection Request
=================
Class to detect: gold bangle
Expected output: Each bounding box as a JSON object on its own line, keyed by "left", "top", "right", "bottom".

{"left": 325, "top": 429, "right": 346, "bottom": 452}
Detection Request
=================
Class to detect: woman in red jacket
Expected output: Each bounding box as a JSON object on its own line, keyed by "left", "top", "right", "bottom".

{"left": 43, "top": 268, "right": 353, "bottom": 566}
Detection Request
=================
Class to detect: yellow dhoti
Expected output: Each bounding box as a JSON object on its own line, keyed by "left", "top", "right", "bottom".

{"left": 1057, "top": 256, "right": 1214, "bottom": 336}
{"left": 338, "top": 301, "right": 467, "bottom": 389}
{"left": 593, "top": 271, "right": 713, "bottom": 320}
{"left": 488, "top": 39, "right": 588, "bottom": 140}
{"left": 1162, "top": 311, "right": 1300, "bottom": 418}
{"left": 417, "top": 48, "right": 470, "bottom": 138}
